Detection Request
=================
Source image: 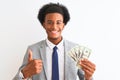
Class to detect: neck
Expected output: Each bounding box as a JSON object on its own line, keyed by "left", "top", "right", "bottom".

{"left": 48, "top": 37, "right": 62, "bottom": 45}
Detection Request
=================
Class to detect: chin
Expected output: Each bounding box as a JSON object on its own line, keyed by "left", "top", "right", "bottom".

{"left": 51, "top": 37, "right": 59, "bottom": 40}
{"left": 49, "top": 36, "right": 61, "bottom": 40}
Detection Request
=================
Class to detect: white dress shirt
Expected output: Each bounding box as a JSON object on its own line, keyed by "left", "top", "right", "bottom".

{"left": 46, "top": 39, "right": 64, "bottom": 80}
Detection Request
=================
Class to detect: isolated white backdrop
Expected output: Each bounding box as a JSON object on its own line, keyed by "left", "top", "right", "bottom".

{"left": 0, "top": 0, "right": 120, "bottom": 80}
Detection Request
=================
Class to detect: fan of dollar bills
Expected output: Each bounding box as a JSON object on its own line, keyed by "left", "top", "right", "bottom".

{"left": 68, "top": 45, "right": 92, "bottom": 68}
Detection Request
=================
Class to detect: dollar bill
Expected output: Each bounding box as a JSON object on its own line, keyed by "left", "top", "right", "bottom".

{"left": 68, "top": 45, "right": 91, "bottom": 68}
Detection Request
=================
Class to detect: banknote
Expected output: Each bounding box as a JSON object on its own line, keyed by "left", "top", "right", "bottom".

{"left": 68, "top": 45, "right": 91, "bottom": 68}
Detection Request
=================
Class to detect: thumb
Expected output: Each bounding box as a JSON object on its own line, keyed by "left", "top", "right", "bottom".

{"left": 28, "top": 49, "right": 33, "bottom": 62}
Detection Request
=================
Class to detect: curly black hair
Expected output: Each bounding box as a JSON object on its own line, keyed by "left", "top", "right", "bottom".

{"left": 37, "top": 3, "right": 70, "bottom": 25}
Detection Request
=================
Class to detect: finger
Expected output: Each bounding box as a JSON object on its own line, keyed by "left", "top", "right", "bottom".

{"left": 81, "top": 62, "right": 96, "bottom": 72}
{"left": 81, "top": 59, "right": 96, "bottom": 69}
{"left": 80, "top": 63, "right": 92, "bottom": 72}
{"left": 33, "top": 59, "right": 42, "bottom": 63}
{"left": 28, "top": 49, "right": 33, "bottom": 62}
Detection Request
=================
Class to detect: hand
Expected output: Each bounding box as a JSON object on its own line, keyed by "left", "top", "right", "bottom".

{"left": 21, "top": 50, "right": 43, "bottom": 79}
{"left": 79, "top": 59, "right": 96, "bottom": 80}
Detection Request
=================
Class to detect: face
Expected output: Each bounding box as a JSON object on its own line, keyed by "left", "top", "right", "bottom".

{"left": 43, "top": 13, "right": 65, "bottom": 44}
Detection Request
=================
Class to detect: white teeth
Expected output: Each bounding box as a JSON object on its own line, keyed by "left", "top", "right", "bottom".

{"left": 51, "top": 31, "right": 57, "bottom": 33}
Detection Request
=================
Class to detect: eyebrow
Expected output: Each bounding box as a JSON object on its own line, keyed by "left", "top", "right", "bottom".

{"left": 47, "top": 20, "right": 63, "bottom": 22}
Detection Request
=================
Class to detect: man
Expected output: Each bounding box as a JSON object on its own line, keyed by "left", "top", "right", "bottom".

{"left": 13, "top": 2, "right": 96, "bottom": 80}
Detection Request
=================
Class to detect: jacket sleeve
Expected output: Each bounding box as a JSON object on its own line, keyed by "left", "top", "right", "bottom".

{"left": 12, "top": 70, "right": 23, "bottom": 80}
{"left": 77, "top": 69, "right": 93, "bottom": 80}
{"left": 77, "top": 69, "right": 85, "bottom": 80}
{"left": 12, "top": 47, "right": 30, "bottom": 80}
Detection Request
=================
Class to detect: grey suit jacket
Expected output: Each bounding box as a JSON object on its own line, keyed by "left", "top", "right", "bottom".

{"left": 13, "top": 40, "right": 86, "bottom": 80}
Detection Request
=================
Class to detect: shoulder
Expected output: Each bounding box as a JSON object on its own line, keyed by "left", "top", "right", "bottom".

{"left": 64, "top": 39, "right": 91, "bottom": 52}
{"left": 64, "top": 39, "right": 78, "bottom": 46}
{"left": 64, "top": 39, "right": 79, "bottom": 51}
{"left": 28, "top": 39, "right": 46, "bottom": 49}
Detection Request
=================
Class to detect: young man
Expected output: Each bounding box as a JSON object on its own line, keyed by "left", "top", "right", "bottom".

{"left": 13, "top": 3, "right": 96, "bottom": 80}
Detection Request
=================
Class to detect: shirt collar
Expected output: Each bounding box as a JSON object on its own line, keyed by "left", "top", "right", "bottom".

{"left": 46, "top": 38, "right": 64, "bottom": 50}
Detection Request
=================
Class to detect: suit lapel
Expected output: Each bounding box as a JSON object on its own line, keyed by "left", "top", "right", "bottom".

{"left": 64, "top": 40, "right": 77, "bottom": 80}
{"left": 39, "top": 40, "right": 48, "bottom": 80}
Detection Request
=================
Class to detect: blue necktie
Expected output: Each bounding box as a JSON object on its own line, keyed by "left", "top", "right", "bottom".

{"left": 52, "top": 46, "right": 59, "bottom": 80}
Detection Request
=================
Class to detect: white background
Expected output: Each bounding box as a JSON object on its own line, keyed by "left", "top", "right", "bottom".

{"left": 0, "top": 0, "right": 120, "bottom": 80}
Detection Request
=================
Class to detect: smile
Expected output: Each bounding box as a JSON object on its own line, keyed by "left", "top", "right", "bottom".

{"left": 50, "top": 30, "right": 59, "bottom": 34}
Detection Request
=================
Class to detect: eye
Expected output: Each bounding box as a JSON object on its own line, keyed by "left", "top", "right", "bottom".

{"left": 57, "top": 21, "right": 63, "bottom": 25}
{"left": 47, "top": 20, "right": 53, "bottom": 24}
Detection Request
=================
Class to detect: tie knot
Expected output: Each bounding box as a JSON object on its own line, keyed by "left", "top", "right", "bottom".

{"left": 53, "top": 46, "right": 57, "bottom": 51}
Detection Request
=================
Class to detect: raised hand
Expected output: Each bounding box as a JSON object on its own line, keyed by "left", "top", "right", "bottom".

{"left": 79, "top": 59, "right": 96, "bottom": 80}
{"left": 22, "top": 49, "right": 43, "bottom": 79}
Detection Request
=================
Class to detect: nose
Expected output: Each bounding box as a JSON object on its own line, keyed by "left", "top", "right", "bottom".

{"left": 51, "top": 23, "right": 57, "bottom": 29}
